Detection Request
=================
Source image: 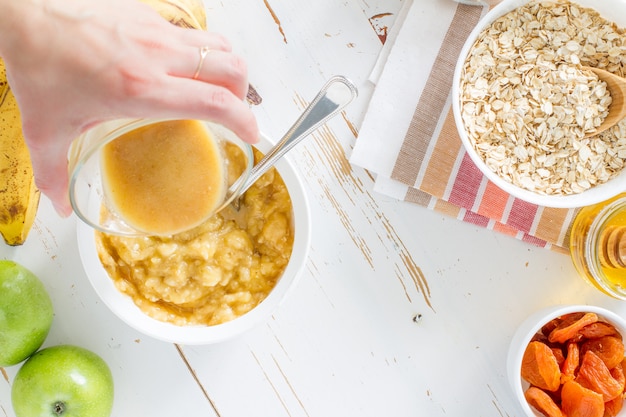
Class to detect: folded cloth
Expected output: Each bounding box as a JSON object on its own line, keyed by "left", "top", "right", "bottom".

{"left": 350, "top": 0, "right": 577, "bottom": 252}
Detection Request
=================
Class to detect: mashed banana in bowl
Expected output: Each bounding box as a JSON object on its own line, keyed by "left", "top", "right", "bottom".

{"left": 95, "top": 148, "right": 294, "bottom": 326}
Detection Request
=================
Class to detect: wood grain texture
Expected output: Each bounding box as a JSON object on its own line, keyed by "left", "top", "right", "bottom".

{"left": 2, "top": 1, "right": 622, "bottom": 417}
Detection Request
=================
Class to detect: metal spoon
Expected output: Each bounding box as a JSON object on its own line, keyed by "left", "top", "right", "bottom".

{"left": 228, "top": 75, "right": 358, "bottom": 208}
{"left": 582, "top": 66, "right": 626, "bottom": 138}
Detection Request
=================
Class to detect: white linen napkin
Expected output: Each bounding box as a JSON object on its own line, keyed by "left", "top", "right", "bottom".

{"left": 350, "top": 0, "right": 577, "bottom": 251}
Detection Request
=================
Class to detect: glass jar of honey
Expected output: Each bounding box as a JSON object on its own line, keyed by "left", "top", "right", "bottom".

{"left": 570, "top": 193, "right": 626, "bottom": 299}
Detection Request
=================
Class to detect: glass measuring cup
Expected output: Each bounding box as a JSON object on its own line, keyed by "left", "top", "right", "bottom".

{"left": 69, "top": 118, "right": 253, "bottom": 236}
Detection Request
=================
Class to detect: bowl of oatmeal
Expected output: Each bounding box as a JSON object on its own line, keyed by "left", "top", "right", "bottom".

{"left": 452, "top": 0, "right": 626, "bottom": 208}
{"left": 76, "top": 134, "right": 311, "bottom": 344}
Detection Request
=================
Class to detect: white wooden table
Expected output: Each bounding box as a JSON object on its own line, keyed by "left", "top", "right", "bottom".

{"left": 2, "top": 1, "right": 626, "bottom": 416}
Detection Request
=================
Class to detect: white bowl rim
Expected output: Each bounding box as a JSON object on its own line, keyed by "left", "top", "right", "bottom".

{"left": 507, "top": 304, "right": 626, "bottom": 417}
{"left": 451, "top": 0, "right": 626, "bottom": 209}
{"left": 76, "top": 133, "right": 311, "bottom": 345}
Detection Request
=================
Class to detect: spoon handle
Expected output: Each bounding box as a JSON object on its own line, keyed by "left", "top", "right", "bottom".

{"left": 237, "top": 75, "right": 358, "bottom": 194}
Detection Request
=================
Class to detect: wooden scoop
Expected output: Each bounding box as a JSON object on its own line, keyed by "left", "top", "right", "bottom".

{"left": 583, "top": 66, "right": 626, "bottom": 137}
{"left": 599, "top": 225, "right": 626, "bottom": 269}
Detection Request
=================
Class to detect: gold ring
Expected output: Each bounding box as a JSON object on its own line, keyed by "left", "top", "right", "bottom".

{"left": 193, "top": 46, "right": 211, "bottom": 80}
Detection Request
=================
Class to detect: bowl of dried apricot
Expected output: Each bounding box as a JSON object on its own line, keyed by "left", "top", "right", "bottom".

{"left": 452, "top": 0, "right": 626, "bottom": 208}
{"left": 508, "top": 305, "right": 626, "bottom": 417}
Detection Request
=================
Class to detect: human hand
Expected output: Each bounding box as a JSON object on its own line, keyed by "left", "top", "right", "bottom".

{"left": 0, "top": 0, "right": 258, "bottom": 216}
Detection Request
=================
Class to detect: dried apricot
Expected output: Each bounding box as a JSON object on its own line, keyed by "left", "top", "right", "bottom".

{"left": 550, "top": 313, "right": 599, "bottom": 344}
{"left": 577, "top": 351, "right": 623, "bottom": 402}
{"left": 525, "top": 386, "right": 565, "bottom": 417}
{"left": 552, "top": 347, "right": 566, "bottom": 366}
{"left": 522, "top": 341, "right": 562, "bottom": 392}
{"left": 542, "top": 316, "right": 567, "bottom": 336}
{"left": 562, "top": 342, "right": 580, "bottom": 384}
{"left": 610, "top": 362, "right": 625, "bottom": 393}
{"left": 533, "top": 332, "right": 551, "bottom": 344}
{"left": 581, "top": 336, "right": 625, "bottom": 370}
{"left": 561, "top": 380, "right": 604, "bottom": 417}
{"left": 578, "top": 322, "right": 621, "bottom": 341}
{"left": 604, "top": 395, "right": 624, "bottom": 417}
{"left": 543, "top": 313, "right": 584, "bottom": 336}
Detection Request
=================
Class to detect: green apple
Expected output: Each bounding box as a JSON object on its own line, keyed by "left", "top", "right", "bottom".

{"left": 0, "top": 260, "right": 54, "bottom": 366}
{"left": 11, "top": 345, "right": 114, "bottom": 417}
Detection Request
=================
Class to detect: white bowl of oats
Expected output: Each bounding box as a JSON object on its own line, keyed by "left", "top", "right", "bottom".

{"left": 452, "top": 0, "right": 626, "bottom": 208}
{"left": 77, "top": 134, "right": 311, "bottom": 345}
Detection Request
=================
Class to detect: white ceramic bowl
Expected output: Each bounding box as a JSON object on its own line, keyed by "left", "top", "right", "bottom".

{"left": 76, "top": 134, "right": 311, "bottom": 344}
{"left": 452, "top": 0, "right": 626, "bottom": 208}
{"left": 507, "top": 305, "right": 626, "bottom": 416}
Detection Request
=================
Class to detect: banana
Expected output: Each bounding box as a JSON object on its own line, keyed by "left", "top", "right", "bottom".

{"left": 140, "top": 0, "right": 207, "bottom": 30}
{"left": 0, "top": 59, "right": 40, "bottom": 246}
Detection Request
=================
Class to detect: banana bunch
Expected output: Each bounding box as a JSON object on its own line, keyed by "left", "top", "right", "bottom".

{"left": 140, "top": 0, "right": 207, "bottom": 30}
{"left": 0, "top": 59, "right": 40, "bottom": 246}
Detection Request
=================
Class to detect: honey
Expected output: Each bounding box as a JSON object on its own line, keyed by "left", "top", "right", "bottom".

{"left": 100, "top": 120, "right": 225, "bottom": 235}
{"left": 570, "top": 194, "right": 626, "bottom": 298}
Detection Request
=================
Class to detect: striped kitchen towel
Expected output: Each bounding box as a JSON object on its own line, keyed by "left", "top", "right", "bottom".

{"left": 351, "top": 0, "right": 577, "bottom": 252}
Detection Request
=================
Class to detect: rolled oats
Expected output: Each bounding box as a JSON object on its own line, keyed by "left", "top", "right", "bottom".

{"left": 459, "top": 0, "right": 626, "bottom": 195}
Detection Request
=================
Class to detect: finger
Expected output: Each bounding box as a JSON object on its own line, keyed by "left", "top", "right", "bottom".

{"left": 168, "top": 48, "right": 249, "bottom": 100}
{"left": 124, "top": 78, "right": 259, "bottom": 144}
{"left": 166, "top": 26, "right": 233, "bottom": 52}
{"left": 25, "top": 137, "right": 73, "bottom": 217}
{"left": 135, "top": 3, "right": 233, "bottom": 52}
{"left": 176, "top": 29, "right": 233, "bottom": 53}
